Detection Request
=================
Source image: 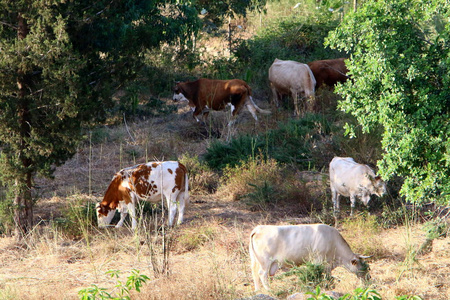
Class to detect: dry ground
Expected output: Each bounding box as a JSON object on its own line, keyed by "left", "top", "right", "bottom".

{"left": 0, "top": 101, "right": 449, "bottom": 300}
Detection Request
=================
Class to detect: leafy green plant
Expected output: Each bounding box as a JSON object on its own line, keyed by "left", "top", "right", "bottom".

{"left": 78, "top": 269, "right": 149, "bottom": 300}
{"left": 279, "top": 262, "right": 333, "bottom": 292}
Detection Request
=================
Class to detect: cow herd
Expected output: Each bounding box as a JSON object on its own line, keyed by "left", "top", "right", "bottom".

{"left": 173, "top": 57, "right": 348, "bottom": 123}
{"left": 95, "top": 155, "right": 385, "bottom": 291}
{"left": 96, "top": 56, "right": 383, "bottom": 292}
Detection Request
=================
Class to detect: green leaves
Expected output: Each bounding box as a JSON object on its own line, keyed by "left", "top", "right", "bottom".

{"left": 326, "top": 0, "right": 450, "bottom": 205}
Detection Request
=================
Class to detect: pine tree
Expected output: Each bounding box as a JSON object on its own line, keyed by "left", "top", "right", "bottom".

{"left": 0, "top": 0, "right": 200, "bottom": 239}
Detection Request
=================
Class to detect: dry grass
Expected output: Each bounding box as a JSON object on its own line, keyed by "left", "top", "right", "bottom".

{"left": 1, "top": 101, "right": 449, "bottom": 300}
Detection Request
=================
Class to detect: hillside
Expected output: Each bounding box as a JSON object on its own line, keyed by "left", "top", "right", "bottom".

{"left": 0, "top": 100, "right": 449, "bottom": 300}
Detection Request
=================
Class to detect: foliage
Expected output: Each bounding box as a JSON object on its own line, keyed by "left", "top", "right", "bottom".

{"left": 278, "top": 262, "right": 333, "bottom": 292}
{"left": 242, "top": 181, "right": 277, "bottom": 211}
{"left": 204, "top": 114, "right": 335, "bottom": 171}
{"left": 53, "top": 200, "right": 97, "bottom": 238}
{"left": 0, "top": 0, "right": 202, "bottom": 235}
{"left": 218, "top": 155, "right": 282, "bottom": 202}
{"left": 177, "top": 221, "right": 217, "bottom": 251}
{"left": 326, "top": 0, "right": 450, "bottom": 205}
{"left": 423, "top": 216, "right": 449, "bottom": 240}
{"left": 0, "top": 198, "right": 14, "bottom": 235}
{"left": 78, "top": 269, "right": 149, "bottom": 300}
{"left": 179, "top": 153, "right": 219, "bottom": 194}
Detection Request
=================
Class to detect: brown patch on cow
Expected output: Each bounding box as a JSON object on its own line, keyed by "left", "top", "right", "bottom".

{"left": 99, "top": 174, "right": 132, "bottom": 216}
{"left": 130, "top": 164, "right": 158, "bottom": 196}
{"left": 168, "top": 168, "right": 173, "bottom": 174}
{"left": 152, "top": 162, "right": 159, "bottom": 168}
{"left": 307, "top": 58, "right": 348, "bottom": 89}
{"left": 173, "top": 163, "right": 188, "bottom": 194}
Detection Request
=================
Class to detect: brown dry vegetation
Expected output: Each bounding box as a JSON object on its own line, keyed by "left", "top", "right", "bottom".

{"left": 0, "top": 101, "right": 449, "bottom": 300}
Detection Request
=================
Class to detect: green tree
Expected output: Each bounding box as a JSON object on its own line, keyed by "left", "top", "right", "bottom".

{"left": 326, "top": 0, "right": 450, "bottom": 205}
{"left": 0, "top": 0, "right": 200, "bottom": 239}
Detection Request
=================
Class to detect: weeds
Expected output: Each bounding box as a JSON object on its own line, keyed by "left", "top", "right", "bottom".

{"left": 78, "top": 269, "right": 149, "bottom": 300}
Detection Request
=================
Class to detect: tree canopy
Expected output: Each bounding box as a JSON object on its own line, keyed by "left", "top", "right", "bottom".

{"left": 326, "top": 0, "right": 450, "bottom": 205}
{"left": 0, "top": 0, "right": 200, "bottom": 237}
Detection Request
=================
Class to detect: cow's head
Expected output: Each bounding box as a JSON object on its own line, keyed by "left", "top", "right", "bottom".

{"left": 96, "top": 203, "right": 116, "bottom": 228}
{"left": 371, "top": 175, "right": 387, "bottom": 197}
{"left": 349, "top": 254, "right": 371, "bottom": 281}
{"left": 172, "top": 83, "right": 189, "bottom": 102}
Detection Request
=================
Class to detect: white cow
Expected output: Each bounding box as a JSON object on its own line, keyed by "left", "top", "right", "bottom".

{"left": 268, "top": 58, "right": 316, "bottom": 116}
{"left": 329, "top": 157, "right": 386, "bottom": 217}
{"left": 249, "top": 224, "right": 370, "bottom": 291}
{"left": 96, "top": 161, "right": 189, "bottom": 229}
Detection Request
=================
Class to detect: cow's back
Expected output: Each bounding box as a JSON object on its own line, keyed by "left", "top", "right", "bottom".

{"left": 269, "top": 59, "right": 314, "bottom": 93}
{"left": 251, "top": 224, "right": 346, "bottom": 265}
{"left": 308, "top": 58, "right": 348, "bottom": 88}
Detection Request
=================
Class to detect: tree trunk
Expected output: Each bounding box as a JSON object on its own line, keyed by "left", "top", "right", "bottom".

{"left": 14, "top": 13, "right": 34, "bottom": 240}
{"left": 354, "top": 0, "right": 357, "bottom": 12}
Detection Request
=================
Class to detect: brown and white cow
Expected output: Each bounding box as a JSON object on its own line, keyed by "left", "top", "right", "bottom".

{"left": 268, "top": 58, "right": 316, "bottom": 116}
{"left": 173, "top": 78, "right": 270, "bottom": 125}
{"left": 249, "top": 224, "right": 370, "bottom": 291}
{"left": 96, "top": 161, "right": 189, "bottom": 229}
{"left": 307, "top": 58, "right": 349, "bottom": 89}
{"left": 330, "top": 157, "right": 386, "bottom": 218}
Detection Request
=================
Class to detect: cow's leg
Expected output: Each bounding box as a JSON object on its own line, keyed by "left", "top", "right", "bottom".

{"left": 115, "top": 206, "right": 128, "bottom": 228}
{"left": 127, "top": 201, "right": 138, "bottom": 229}
{"left": 176, "top": 194, "right": 185, "bottom": 225}
{"left": 332, "top": 191, "right": 340, "bottom": 226}
{"left": 350, "top": 195, "right": 356, "bottom": 216}
{"left": 290, "top": 88, "right": 300, "bottom": 116}
{"left": 250, "top": 252, "right": 263, "bottom": 291}
{"left": 166, "top": 195, "right": 178, "bottom": 227}
{"left": 270, "top": 85, "right": 280, "bottom": 107}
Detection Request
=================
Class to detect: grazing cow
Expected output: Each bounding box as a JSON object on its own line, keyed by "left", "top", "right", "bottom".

{"left": 307, "top": 58, "right": 348, "bottom": 89}
{"left": 96, "top": 161, "right": 189, "bottom": 229}
{"left": 329, "top": 157, "right": 386, "bottom": 218}
{"left": 173, "top": 78, "right": 270, "bottom": 124}
{"left": 249, "top": 224, "right": 370, "bottom": 291}
{"left": 268, "top": 58, "right": 316, "bottom": 116}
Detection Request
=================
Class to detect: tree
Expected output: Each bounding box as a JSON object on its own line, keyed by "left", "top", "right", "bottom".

{"left": 0, "top": 0, "right": 200, "bottom": 239}
{"left": 325, "top": 0, "right": 450, "bottom": 205}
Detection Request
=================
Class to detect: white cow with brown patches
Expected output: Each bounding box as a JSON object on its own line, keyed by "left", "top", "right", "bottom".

{"left": 96, "top": 161, "right": 189, "bottom": 229}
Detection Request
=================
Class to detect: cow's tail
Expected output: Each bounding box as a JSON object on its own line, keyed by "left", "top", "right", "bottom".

{"left": 306, "top": 65, "right": 316, "bottom": 94}
{"left": 247, "top": 96, "right": 271, "bottom": 115}
{"left": 184, "top": 171, "right": 190, "bottom": 205}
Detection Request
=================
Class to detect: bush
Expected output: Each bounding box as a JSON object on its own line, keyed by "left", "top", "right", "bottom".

{"left": 179, "top": 153, "right": 219, "bottom": 194}
{"left": 53, "top": 198, "right": 97, "bottom": 238}
{"left": 217, "top": 155, "right": 282, "bottom": 202}
{"left": 203, "top": 114, "right": 336, "bottom": 172}
{"left": 0, "top": 198, "right": 14, "bottom": 235}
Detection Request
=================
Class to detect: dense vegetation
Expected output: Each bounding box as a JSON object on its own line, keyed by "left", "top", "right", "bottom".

{"left": 0, "top": 0, "right": 449, "bottom": 299}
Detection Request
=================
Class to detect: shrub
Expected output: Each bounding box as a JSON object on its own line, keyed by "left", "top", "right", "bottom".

{"left": 52, "top": 198, "right": 97, "bottom": 238}
{"left": 203, "top": 114, "right": 336, "bottom": 172}
{"left": 179, "top": 153, "right": 219, "bottom": 194}
{"left": 177, "top": 221, "right": 217, "bottom": 252}
{"left": 217, "top": 155, "right": 282, "bottom": 202}
{"left": 78, "top": 269, "right": 149, "bottom": 300}
{"left": 280, "top": 262, "right": 334, "bottom": 292}
{"left": 0, "top": 198, "right": 14, "bottom": 235}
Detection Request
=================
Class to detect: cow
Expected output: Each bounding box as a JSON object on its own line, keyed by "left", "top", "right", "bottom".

{"left": 329, "top": 157, "right": 386, "bottom": 219}
{"left": 268, "top": 58, "right": 316, "bottom": 116}
{"left": 307, "top": 58, "right": 349, "bottom": 89}
{"left": 249, "top": 224, "right": 371, "bottom": 291}
{"left": 173, "top": 78, "right": 270, "bottom": 125}
{"left": 96, "top": 161, "right": 189, "bottom": 229}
